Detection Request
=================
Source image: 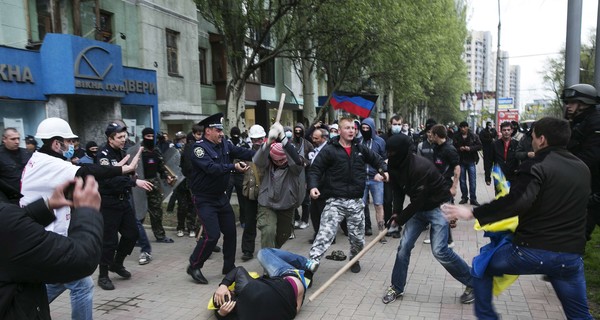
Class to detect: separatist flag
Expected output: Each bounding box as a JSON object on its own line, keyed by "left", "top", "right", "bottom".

{"left": 330, "top": 92, "right": 378, "bottom": 118}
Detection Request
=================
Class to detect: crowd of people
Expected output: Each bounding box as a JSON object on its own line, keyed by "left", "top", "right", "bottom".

{"left": 0, "top": 83, "right": 598, "bottom": 319}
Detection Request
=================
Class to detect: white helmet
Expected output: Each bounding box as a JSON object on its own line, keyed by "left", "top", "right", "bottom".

{"left": 248, "top": 124, "right": 266, "bottom": 139}
{"left": 35, "top": 117, "right": 78, "bottom": 139}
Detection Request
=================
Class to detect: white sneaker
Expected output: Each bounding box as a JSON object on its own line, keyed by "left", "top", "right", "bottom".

{"left": 189, "top": 231, "right": 196, "bottom": 238}
{"left": 299, "top": 222, "right": 309, "bottom": 229}
{"left": 448, "top": 241, "right": 455, "bottom": 248}
{"left": 423, "top": 239, "right": 431, "bottom": 244}
{"left": 139, "top": 252, "right": 152, "bottom": 265}
{"left": 177, "top": 230, "right": 184, "bottom": 237}
{"left": 294, "top": 220, "right": 301, "bottom": 228}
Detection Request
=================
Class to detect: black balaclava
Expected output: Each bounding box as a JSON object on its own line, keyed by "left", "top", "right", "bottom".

{"left": 85, "top": 141, "right": 98, "bottom": 158}
{"left": 142, "top": 127, "right": 155, "bottom": 150}
{"left": 386, "top": 134, "right": 412, "bottom": 168}
{"left": 361, "top": 127, "right": 372, "bottom": 140}
{"left": 230, "top": 126, "right": 241, "bottom": 146}
{"left": 293, "top": 125, "right": 304, "bottom": 143}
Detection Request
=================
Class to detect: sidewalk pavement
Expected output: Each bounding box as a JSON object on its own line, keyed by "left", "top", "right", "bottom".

{"left": 51, "top": 162, "right": 565, "bottom": 319}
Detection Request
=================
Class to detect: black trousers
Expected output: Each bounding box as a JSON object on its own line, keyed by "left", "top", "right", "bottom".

{"left": 310, "top": 197, "right": 327, "bottom": 237}
{"left": 100, "top": 195, "right": 139, "bottom": 267}
{"left": 241, "top": 197, "right": 258, "bottom": 254}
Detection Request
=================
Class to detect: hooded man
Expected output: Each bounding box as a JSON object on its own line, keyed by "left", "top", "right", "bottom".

{"left": 381, "top": 134, "right": 474, "bottom": 305}
{"left": 360, "top": 118, "right": 387, "bottom": 241}
{"left": 78, "top": 141, "right": 98, "bottom": 164}
{"left": 290, "top": 123, "right": 314, "bottom": 230}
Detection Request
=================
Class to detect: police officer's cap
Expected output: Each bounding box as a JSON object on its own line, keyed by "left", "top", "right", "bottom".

{"left": 105, "top": 122, "right": 128, "bottom": 137}
{"left": 25, "top": 135, "right": 38, "bottom": 146}
{"left": 198, "top": 113, "right": 224, "bottom": 130}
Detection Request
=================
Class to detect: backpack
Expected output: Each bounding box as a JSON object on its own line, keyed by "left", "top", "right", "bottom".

{"left": 242, "top": 163, "right": 261, "bottom": 200}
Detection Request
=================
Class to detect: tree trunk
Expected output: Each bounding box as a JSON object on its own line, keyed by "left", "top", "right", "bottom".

{"left": 386, "top": 85, "right": 394, "bottom": 124}
{"left": 225, "top": 78, "right": 246, "bottom": 132}
{"left": 302, "top": 57, "right": 316, "bottom": 124}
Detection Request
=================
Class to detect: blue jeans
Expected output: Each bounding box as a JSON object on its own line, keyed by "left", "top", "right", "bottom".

{"left": 391, "top": 207, "right": 472, "bottom": 292}
{"left": 257, "top": 248, "right": 309, "bottom": 288}
{"left": 46, "top": 276, "right": 94, "bottom": 320}
{"left": 363, "top": 179, "right": 384, "bottom": 205}
{"left": 136, "top": 218, "right": 152, "bottom": 253}
{"left": 474, "top": 245, "right": 592, "bottom": 319}
{"left": 459, "top": 162, "right": 477, "bottom": 201}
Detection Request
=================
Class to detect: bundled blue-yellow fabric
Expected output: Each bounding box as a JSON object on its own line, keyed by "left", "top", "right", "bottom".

{"left": 472, "top": 164, "right": 519, "bottom": 296}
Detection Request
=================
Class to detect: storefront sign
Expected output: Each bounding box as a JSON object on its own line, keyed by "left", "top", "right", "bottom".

{"left": 0, "top": 34, "right": 157, "bottom": 105}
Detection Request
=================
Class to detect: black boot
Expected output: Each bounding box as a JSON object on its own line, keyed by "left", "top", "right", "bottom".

{"left": 110, "top": 254, "right": 132, "bottom": 278}
{"left": 98, "top": 265, "right": 115, "bottom": 290}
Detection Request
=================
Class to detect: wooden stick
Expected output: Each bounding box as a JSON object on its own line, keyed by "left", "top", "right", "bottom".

{"left": 308, "top": 228, "right": 388, "bottom": 302}
{"left": 275, "top": 93, "right": 286, "bottom": 124}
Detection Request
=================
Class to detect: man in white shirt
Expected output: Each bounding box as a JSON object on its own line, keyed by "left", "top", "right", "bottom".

{"left": 20, "top": 118, "right": 140, "bottom": 320}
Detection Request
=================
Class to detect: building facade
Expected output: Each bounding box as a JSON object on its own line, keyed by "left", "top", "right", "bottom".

{"left": 509, "top": 65, "right": 521, "bottom": 111}
{"left": 1, "top": 0, "right": 322, "bottom": 143}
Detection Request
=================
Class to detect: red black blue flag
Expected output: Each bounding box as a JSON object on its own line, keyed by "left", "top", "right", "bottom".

{"left": 330, "top": 92, "right": 378, "bottom": 118}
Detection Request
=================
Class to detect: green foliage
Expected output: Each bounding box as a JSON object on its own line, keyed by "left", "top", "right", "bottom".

{"left": 196, "top": 0, "right": 470, "bottom": 126}
{"left": 584, "top": 229, "right": 600, "bottom": 317}
{"left": 543, "top": 31, "right": 597, "bottom": 118}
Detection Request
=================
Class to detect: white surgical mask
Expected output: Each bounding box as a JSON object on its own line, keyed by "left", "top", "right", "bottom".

{"left": 391, "top": 125, "right": 402, "bottom": 135}
{"left": 285, "top": 131, "right": 293, "bottom": 139}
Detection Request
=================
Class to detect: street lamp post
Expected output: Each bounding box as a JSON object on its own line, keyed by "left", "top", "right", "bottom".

{"left": 494, "top": 0, "right": 501, "bottom": 125}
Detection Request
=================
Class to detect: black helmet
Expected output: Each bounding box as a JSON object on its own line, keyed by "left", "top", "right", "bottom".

{"left": 561, "top": 84, "right": 599, "bottom": 105}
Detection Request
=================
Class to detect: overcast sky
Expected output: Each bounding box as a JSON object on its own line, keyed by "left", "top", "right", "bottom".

{"left": 467, "top": 0, "right": 598, "bottom": 108}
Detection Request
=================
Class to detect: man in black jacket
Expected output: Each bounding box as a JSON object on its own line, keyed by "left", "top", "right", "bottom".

{"left": 442, "top": 117, "right": 593, "bottom": 320}
{"left": 211, "top": 248, "right": 313, "bottom": 319}
{"left": 486, "top": 122, "right": 520, "bottom": 187}
{"left": 454, "top": 122, "right": 483, "bottom": 206}
{"left": 307, "top": 117, "right": 388, "bottom": 274}
{"left": 0, "top": 128, "right": 32, "bottom": 204}
{"left": 479, "top": 121, "right": 497, "bottom": 182}
{"left": 0, "top": 177, "right": 103, "bottom": 320}
{"left": 381, "top": 134, "right": 473, "bottom": 305}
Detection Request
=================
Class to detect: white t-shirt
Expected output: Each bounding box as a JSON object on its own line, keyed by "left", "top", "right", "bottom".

{"left": 20, "top": 151, "right": 80, "bottom": 236}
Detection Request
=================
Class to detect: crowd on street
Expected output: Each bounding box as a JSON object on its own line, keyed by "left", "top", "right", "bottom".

{"left": 0, "top": 83, "right": 599, "bottom": 320}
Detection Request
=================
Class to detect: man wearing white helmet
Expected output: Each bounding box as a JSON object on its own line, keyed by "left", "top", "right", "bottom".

{"left": 19, "top": 117, "right": 141, "bottom": 319}
{"left": 239, "top": 124, "right": 266, "bottom": 261}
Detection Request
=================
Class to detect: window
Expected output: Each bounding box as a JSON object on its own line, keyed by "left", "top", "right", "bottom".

{"left": 98, "top": 11, "right": 113, "bottom": 42}
{"left": 166, "top": 29, "right": 180, "bottom": 76}
{"left": 199, "top": 48, "right": 208, "bottom": 84}
{"left": 35, "top": 0, "right": 52, "bottom": 41}
{"left": 259, "top": 52, "right": 275, "bottom": 86}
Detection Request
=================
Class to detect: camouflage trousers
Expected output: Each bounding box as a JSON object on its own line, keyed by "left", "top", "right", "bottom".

{"left": 309, "top": 198, "right": 365, "bottom": 261}
{"left": 146, "top": 177, "right": 166, "bottom": 240}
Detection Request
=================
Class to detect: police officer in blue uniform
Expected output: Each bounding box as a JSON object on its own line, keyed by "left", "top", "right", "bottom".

{"left": 187, "top": 113, "right": 255, "bottom": 284}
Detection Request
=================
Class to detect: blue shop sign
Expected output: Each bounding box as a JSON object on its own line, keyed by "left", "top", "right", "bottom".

{"left": 0, "top": 34, "right": 157, "bottom": 106}
{"left": 0, "top": 46, "right": 45, "bottom": 100}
